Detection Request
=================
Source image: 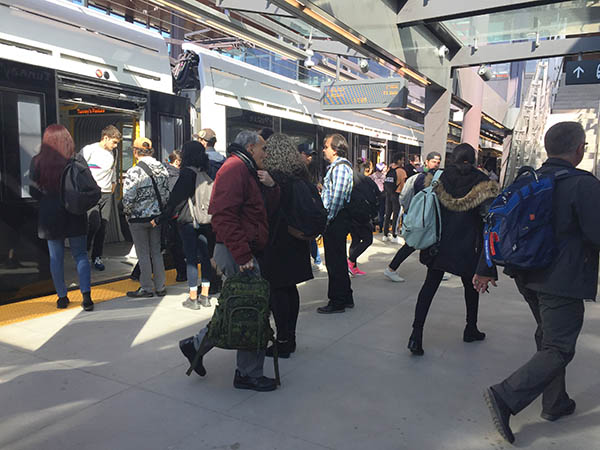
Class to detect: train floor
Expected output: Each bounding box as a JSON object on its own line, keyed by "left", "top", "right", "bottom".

{"left": 0, "top": 236, "right": 599, "bottom": 449}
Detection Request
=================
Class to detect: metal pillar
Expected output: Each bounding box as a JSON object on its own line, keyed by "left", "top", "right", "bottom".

{"left": 424, "top": 86, "right": 452, "bottom": 164}
{"left": 460, "top": 70, "right": 484, "bottom": 149}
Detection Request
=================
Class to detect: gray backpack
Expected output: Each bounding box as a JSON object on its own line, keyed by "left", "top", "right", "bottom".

{"left": 186, "top": 167, "right": 213, "bottom": 228}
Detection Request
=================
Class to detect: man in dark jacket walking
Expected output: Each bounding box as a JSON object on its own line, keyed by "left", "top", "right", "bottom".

{"left": 178, "top": 130, "right": 281, "bottom": 392}
{"left": 475, "top": 121, "right": 600, "bottom": 444}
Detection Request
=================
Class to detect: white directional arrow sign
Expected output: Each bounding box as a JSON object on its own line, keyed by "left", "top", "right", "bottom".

{"left": 573, "top": 66, "right": 585, "bottom": 79}
{"left": 566, "top": 60, "right": 600, "bottom": 85}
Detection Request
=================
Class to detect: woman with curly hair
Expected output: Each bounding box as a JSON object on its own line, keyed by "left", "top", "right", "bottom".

{"left": 30, "top": 124, "right": 94, "bottom": 311}
{"left": 260, "top": 133, "right": 314, "bottom": 358}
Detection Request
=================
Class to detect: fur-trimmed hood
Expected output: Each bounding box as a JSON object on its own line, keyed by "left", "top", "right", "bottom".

{"left": 434, "top": 180, "right": 499, "bottom": 212}
{"left": 423, "top": 170, "right": 499, "bottom": 212}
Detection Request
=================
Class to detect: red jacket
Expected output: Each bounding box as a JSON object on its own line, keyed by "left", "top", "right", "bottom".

{"left": 208, "top": 153, "right": 280, "bottom": 265}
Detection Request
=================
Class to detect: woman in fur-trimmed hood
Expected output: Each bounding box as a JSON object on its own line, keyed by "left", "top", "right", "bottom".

{"left": 259, "top": 133, "right": 313, "bottom": 358}
{"left": 408, "top": 143, "right": 499, "bottom": 356}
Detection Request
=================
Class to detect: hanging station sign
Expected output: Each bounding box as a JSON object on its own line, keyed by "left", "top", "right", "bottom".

{"left": 320, "top": 78, "right": 408, "bottom": 110}
{"left": 565, "top": 60, "right": 600, "bottom": 85}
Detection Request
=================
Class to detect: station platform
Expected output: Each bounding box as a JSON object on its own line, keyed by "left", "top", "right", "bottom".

{"left": 1, "top": 237, "right": 599, "bottom": 450}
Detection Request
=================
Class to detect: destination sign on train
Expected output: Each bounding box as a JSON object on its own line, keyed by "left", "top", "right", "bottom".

{"left": 321, "top": 78, "right": 408, "bottom": 110}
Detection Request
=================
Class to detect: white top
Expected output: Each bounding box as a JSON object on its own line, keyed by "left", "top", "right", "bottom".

{"left": 81, "top": 142, "right": 116, "bottom": 193}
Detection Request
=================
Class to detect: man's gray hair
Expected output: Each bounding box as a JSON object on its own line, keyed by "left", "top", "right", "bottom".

{"left": 234, "top": 130, "right": 261, "bottom": 149}
{"left": 544, "top": 121, "right": 586, "bottom": 156}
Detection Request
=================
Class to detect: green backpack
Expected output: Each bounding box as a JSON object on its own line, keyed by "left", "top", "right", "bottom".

{"left": 186, "top": 272, "right": 280, "bottom": 384}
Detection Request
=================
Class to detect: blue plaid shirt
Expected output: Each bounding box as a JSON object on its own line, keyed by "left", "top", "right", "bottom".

{"left": 322, "top": 157, "right": 353, "bottom": 222}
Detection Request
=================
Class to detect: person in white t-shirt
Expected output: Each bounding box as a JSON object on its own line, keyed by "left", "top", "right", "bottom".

{"left": 81, "top": 124, "right": 121, "bottom": 271}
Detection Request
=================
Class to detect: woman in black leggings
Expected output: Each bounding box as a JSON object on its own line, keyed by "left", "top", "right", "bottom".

{"left": 408, "top": 144, "right": 499, "bottom": 355}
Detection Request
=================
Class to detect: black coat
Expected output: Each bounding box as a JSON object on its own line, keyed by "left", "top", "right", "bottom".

{"left": 420, "top": 166, "right": 499, "bottom": 277}
{"left": 30, "top": 156, "right": 88, "bottom": 240}
{"left": 518, "top": 158, "right": 600, "bottom": 299}
{"left": 259, "top": 179, "right": 313, "bottom": 289}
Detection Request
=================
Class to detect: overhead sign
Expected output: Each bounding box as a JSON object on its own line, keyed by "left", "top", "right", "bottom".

{"left": 321, "top": 78, "right": 408, "bottom": 110}
{"left": 565, "top": 60, "right": 600, "bottom": 85}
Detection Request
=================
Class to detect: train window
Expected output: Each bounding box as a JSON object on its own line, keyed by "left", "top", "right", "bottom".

{"left": 17, "top": 94, "right": 43, "bottom": 198}
{"left": 159, "top": 115, "right": 183, "bottom": 159}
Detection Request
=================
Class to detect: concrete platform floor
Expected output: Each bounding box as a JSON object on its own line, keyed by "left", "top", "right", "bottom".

{"left": 1, "top": 237, "right": 599, "bottom": 450}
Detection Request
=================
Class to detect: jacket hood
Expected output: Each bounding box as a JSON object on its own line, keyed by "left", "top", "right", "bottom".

{"left": 434, "top": 179, "right": 499, "bottom": 212}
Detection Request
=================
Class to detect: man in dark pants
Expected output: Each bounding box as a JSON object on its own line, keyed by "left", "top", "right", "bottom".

{"left": 474, "top": 121, "right": 600, "bottom": 444}
{"left": 317, "top": 134, "right": 354, "bottom": 314}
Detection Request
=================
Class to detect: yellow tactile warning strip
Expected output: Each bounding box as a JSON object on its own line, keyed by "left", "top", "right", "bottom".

{"left": 0, "top": 270, "right": 178, "bottom": 327}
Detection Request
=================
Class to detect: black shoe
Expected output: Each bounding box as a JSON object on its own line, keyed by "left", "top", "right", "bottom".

{"left": 179, "top": 337, "right": 206, "bottom": 376}
{"left": 290, "top": 337, "right": 296, "bottom": 353}
{"left": 126, "top": 288, "right": 154, "bottom": 298}
{"left": 176, "top": 274, "right": 187, "bottom": 282}
{"left": 407, "top": 329, "right": 424, "bottom": 355}
{"left": 484, "top": 387, "right": 515, "bottom": 444}
{"left": 317, "top": 304, "right": 345, "bottom": 314}
{"left": 56, "top": 296, "right": 70, "bottom": 309}
{"left": 155, "top": 289, "right": 167, "bottom": 297}
{"left": 82, "top": 292, "right": 94, "bottom": 311}
{"left": 182, "top": 298, "right": 201, "bottom": 310}
{"left": 199, "top": 295, "right": 211, "bottom": 308}
{"left": 464, "top": 325, "right": 486, "bottom": 342}
{"left": 266, "top": 340, "right": 293, "bottom": 359}
{"left": 541, "top": 399, "right": 576, "bottom": 422}
{"left": 344, "top": 302, "right": 355, "bottom": 309}
{"left": 233, "top": 370, "right": 277, "bottom": 392}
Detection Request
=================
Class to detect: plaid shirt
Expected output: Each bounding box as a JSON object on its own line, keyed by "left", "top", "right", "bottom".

{"left": 322, "top": 157, "right": 353, "bottom": 222}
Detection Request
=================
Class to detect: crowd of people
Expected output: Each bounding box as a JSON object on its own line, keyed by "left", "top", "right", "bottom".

{"left": 30, "top": 120, "right": 600, "bottom": 444}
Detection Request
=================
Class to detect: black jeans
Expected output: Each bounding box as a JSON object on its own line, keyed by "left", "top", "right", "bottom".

{"left": 377, "top": 192, "right": 386, "bottom": 230}
{"left": 348, "top": 221, "right": 373, "bottom": 263}
{"left": 87, "top": 193, "right": 112, "bottom": 259}
{"left": 383, "top": 192, "right": 400, "bottom": 237}
{"left": 389, "top": 243, "right": 415, "bottom": 271}
{"left": 323, "top": 209, "right": 353, "bottom": 307}
{"left": 412, "top": 267, "right": 479, "bottom": 330}
{"left": 492, "top": 285, "right": 584, "bottom": 415}
{"left": 270, "top": 285, "right": 300, "bottom": 343}
{"left": 167, "top": 219, "right": 186, "bottom": 277}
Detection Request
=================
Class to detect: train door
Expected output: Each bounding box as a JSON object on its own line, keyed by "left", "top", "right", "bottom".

{"left": 148, "top": 91, "right": 191, "bottom": 162}
{"left": 0, "top": 60, "right": 57, "bottom": 303}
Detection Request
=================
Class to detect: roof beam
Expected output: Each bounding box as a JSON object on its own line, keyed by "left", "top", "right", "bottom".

{"left": 397, "top": 0, "right": 569, "bottom": 27}
{"left": 450, "top": 35, "right": 600, "bottom": 68}
{"left": 215, "top": 0, "right": 293, "bottom": 17}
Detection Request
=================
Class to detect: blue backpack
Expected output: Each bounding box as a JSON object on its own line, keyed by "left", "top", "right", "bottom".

{"left": 484, "top": 166, "right": 580, "bottom": 270}
{"left": 401, "top": 170, "right": 443, "bottom": 250}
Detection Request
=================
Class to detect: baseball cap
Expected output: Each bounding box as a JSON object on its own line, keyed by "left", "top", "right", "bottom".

{"left": 197, "top": 128, "right": 216, "bottom": 142}
{"left": 376, "top": 162, "right": 386, "bottom": 171}
{"left": 133, "top": 137, "right": 152, "bottom": 150}
{"left": 298, "top": 142, "right": 316, "bottom": 156}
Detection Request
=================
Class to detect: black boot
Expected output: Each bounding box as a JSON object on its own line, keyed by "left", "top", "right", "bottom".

{"left": 57, "top": 296, "right": 70, "bottom": 309}
{"left": 407, "top": 328, "right": 424, "bottom": 356}
{"left": 464, "top": 325, "right": 486, "bottom": 342}
{"left": 199, "top": 295, "right": 211, "bottom": 308}
{"left": 179, "top": 337, "right": 206, "bottom": 377}
{"left": 82, "top": 292, "right": 94, "bottom": 311}
{"left": 266, "top": 340, "right": 293, "bottom": 358}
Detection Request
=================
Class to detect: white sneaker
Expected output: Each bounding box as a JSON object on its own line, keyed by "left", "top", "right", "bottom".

{"left": 395, "top": 236, "right": 404, "bottom": 245}
{"left": 384, "top": 268, "right": 405, "bottom": 282}
{"left": 312, "top": 263, "right": 322, "bottom": 272}
{"left": 442, "top": 273, "right": 451, "bottom": 281}
{"left": 382, "top": 235, "right": 389, "bottom": 242}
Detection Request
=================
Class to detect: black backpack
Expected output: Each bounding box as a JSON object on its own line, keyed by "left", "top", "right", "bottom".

{"left": 60, "top": 154, "right": 101, "bottom": 215}
{"left": 383, "top": 167, "right": 398, "bottom": 194}
{"left": 284, "top": 178, "right": 327, "bottom": 240}
{"left": 172, "top": 50, "right": 200, "bottom": 92}
{"left": 339, "top": 161, "right": 379, "bottom": 223}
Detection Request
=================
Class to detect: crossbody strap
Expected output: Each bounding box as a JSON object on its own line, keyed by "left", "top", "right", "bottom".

{"left": 136, "top": 161, "right": 164, "bottom": 212}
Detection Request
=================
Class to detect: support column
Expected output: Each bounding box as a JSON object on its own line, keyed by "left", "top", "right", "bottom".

{"left": 460, "top": 69, "right": 484, "bottom": 150}
{"left": 424, "top": 86, "right": 452, "bottom": 165}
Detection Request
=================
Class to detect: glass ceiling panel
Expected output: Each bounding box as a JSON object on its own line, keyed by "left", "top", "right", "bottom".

{"left": 268, "top": 15, "right": 330, "bottom": 38}
{"left": 443, "top": 1, "right": 600, "bottom": 46}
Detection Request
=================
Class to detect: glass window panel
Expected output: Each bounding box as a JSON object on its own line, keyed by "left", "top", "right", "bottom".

{"left": 17, "top": 94, "right": 43, "bottom": 198}
{"left": 159, "top": 115, "right": 183, "bottom": 160}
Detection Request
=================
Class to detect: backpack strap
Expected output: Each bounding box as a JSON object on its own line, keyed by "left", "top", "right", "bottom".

{"left": 136, "top": 161, "right": 164, "bottom": 213}
{"left": 430, "top": 169, "right": 443, "bottom": 186}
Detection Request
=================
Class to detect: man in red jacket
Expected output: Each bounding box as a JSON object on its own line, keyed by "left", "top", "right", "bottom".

{"left": 178, "top": 130, "right": 281, "bottom": 392}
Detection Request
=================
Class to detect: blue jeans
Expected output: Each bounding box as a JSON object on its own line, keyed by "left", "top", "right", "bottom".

{"left": 47, "top": 236, "right": 91, "bottom": 298}
{"left": 310, "top": 239, "right": 322, "bottom": 264}
{"left": 178, "top": 223, "right": 213, "bottom": 289}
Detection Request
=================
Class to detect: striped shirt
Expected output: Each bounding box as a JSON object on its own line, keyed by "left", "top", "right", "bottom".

{"left": 322, "top": 157, "right": 353, "bottom": 222}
